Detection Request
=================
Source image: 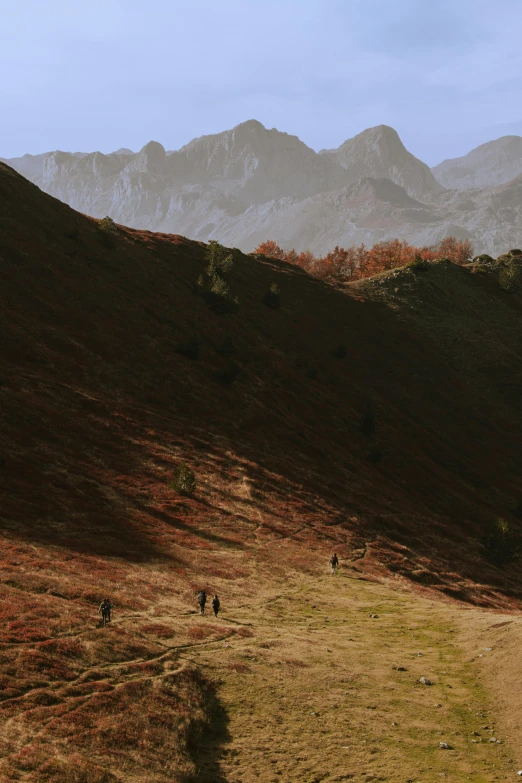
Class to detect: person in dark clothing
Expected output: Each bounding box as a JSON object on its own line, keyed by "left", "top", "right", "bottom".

{"left": 98, "top": 598, "right": 112, "bottom": 626}
{"left": 329, "top": 553, "right": 339, "bottom": 574}
{"left": 197, "top": 590, "right": 207, "bottom": 615}
{"left": 212, "top": 595, "right": 220, "bottom": 617}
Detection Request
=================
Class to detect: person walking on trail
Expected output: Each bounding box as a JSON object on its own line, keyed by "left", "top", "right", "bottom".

{"left": 330, "top": 553, "right": 339, "bottom": 574}
{"left": 99, "top": 598, "right": 112, "bottom": 626}
{"left": 197, "top": 590, "right": 207, "bottom": 616}
{"left": 212, "top": 594, "right": 220, "bottom": 617}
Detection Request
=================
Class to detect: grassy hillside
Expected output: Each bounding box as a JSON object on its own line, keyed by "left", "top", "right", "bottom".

{"left": 1, "top": 162, "right": 521, "bottom": 781}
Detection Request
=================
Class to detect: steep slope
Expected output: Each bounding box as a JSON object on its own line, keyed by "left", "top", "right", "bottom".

{"left": 1, "top": 157, "right": 522, "bottom": 596}
{"left": 433, "top": 135, "right": 522, "bottom": 189}
{"left": 1, "top": 161, "right": 522, "bottom": 781}
{"left": 321, "top": 124, "right": 444, "bottom": 199}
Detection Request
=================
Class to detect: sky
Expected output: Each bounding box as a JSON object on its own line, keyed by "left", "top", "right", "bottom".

{"left": 2, "top": 0, "right": 522, "bottom": 165}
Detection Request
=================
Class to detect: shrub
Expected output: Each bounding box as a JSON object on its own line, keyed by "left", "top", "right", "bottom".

{"left": 197, "top": 241, "right": 239, "bottom": 313}
{"left": 508, "top": 248, "right": 522, "bottom": 256}
{"left": 177, "top": 340, "right": 200, "bottom": 360}
{"left": 407, "top": 254, "right": 430, "bottom": 271}
{"left": 170, "top": 463, "right": 196, "bottom": 496}
{"left": 482, "top": 517, "right": 519, "bottom": 567}
{"left": 472, "top": 254, "right": 495, "bottom": 264}
{"left": 332, "top": 344, "right": 346, "bottom": 359}
{"left": 99, "top": 216, "right": 118, "bottom": 235}
{"left": 263, "top": 282, "right": 280, "bottom": 309}
{"left": 498, "top": 256, "right": 522, "bottom": 292}
{"left": 97, "top": 216, "right": 118, "bottom": 249}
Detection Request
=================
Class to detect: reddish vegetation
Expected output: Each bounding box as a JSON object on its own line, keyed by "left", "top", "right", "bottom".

{"left": 253, "top": 237, "right": 474, "bottom": 284}
{"left": 0, "top": 161, "right": 521, "bottom": 778}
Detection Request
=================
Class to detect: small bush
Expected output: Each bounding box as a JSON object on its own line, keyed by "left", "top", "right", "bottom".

{"left": 99, "top": 216, "right": 118, "bottom": 235}
{"left": 177, "top": 340, "right": 200, "bottom": 360}
{"left": 332, "top": 344, "right": 346, "bottom": 359}
{"left": 498, "top": 256, "right": 522, "bottom": 291}
{"left": 508, "top": 248, "right": 522, "bottom": 256}
{"left": 197, "top": 240, "right": 239, "bottom": 313}
{"left": 407, "top": 254, "right": 430, "bottom": 271}
{"left": 263, "top": 282, "right": 280, "bottom": 309}
{"left": 472, "top": 254, "right": 495, "bottom": 264}
{"left": 97, "top": 216, "right": 118, "bottom": 249}
{"left": 482, "top": 517, "right": 519, "bottom": 567}
{"left": 170, "top": 463, "right": 196, "bottom": 496}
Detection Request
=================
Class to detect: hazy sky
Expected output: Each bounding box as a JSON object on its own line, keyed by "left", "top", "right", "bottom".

{"left": 2, "top": 0, "right": 522, "bottom": 164}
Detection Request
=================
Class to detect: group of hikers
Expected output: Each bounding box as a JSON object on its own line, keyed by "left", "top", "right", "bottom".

{"left": 197, "top": 590, "right": 220, "bottom": 616}
{"left": 97, "top": 557, "right": 339, "bottom": 626}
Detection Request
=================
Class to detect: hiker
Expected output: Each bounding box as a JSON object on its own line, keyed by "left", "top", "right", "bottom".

{"left": 197, "top": 590, "right": 207, "bottom": 615}
{"left": 330, "top": 553, "right": 339, "bottom": 574}
{"left": 98, "top": 597, "right": 112, "bottom": 626}
{"left": 212, "top": 594, "right": 220, "bottom": 617}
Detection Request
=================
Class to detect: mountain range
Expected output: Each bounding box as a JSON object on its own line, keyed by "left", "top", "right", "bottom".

{"left": 3, "top": 121, "right": 522, "bottom": 255}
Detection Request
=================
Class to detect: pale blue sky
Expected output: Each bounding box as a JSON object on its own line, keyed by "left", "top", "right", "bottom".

{"left": 2, "top": 0, "right": 522, "bottom": 164}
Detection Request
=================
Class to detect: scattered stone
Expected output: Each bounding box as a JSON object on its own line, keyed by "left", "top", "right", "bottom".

{"left": 471, "top": 731, "right": 480, "bottom": 736}
{"left": 434, "top": 703, "right": 442, "bottom": 708}
{"left": 417, "top": 652, "right": 423, "bottom": 656}
{"left": 439, "top": 742, "right": 451, "bottom": 749}
{"left": 489, "top": 737, "right": 497, "bottom": 743}
{"left": 392, "top": 665, "right": 408, "bottom": 671}
{"left": 483, "top": 647, "right": 492, "bottom": 651}
{"left": 419, "top": 677, "right": 433, "bottom": 686}
{"left": 369, "top": 614, "right": 378, "bottom": 618}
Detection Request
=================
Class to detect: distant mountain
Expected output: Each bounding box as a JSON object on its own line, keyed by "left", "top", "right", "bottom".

{"left": 3, "top": 121, "right": 521, "bottom": 256}
{"left": 432, "top": 135, "right": 522, "bottom": 189}
{"left": 0, "top": 152, "right": 48, "bottom": 181}
{"left": 320, "top": 125, "right": 443, "bottom": 199}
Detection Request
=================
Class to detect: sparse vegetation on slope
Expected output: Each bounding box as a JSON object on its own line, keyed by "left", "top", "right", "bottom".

{"left": 1, "top": 160, "right": 522, "bottom": 780}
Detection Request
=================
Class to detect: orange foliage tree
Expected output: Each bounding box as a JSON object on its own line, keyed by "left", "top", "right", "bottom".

{"left": 253, "top": 236, "right": 474, "bottom": 284}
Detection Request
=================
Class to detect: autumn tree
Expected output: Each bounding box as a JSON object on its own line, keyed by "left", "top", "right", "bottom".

{"left": 437, "top": 237, "right": 473, "bottom": 265}
{"left": 253, "top": 241, "right": 286, "bottom": 260}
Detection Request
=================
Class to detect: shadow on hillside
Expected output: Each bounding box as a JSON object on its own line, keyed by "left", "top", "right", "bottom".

{"left": 189, "top": 684, "right": 231, "bottom": 783}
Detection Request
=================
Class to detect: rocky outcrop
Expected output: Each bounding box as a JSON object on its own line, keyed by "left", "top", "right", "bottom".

{"left": 321, "top": 125, "right": 444, "bottom": 199}
{"left": 432, "top": 135, "right": 522, "bottom": 189}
